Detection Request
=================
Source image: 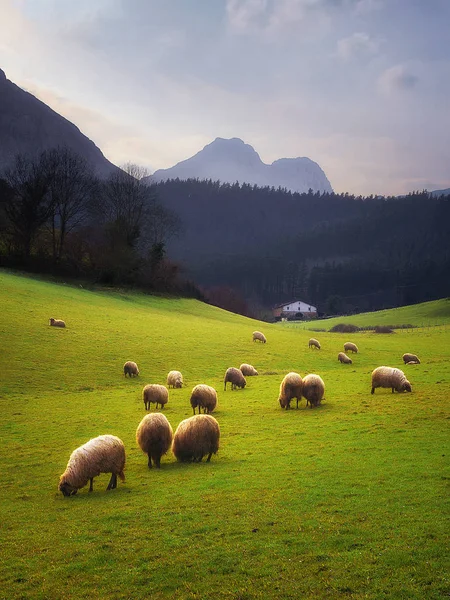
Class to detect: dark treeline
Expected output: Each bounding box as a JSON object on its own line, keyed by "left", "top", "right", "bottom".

{"left": 0, "top": 148, "right": 201, "bottom": 297}
{"left": 153, "top": 179, "right": 450, "bottom": 316}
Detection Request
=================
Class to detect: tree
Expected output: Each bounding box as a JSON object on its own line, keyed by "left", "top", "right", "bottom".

{"left": 2, "top": 152, "right": 54, "bottom": 259}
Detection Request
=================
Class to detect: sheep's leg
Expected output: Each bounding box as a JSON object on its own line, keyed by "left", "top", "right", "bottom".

{"left": 392, "top": 388, "right": 395, "bottom": 393}
{"left": 371, "top": 387, "right": 375, "bottom": 394}
{"left": 147, "top": 454, "right": 152, "bottom": 468}
{"left": 89, "top": 478, "right": 94, "bottom": 492}
{"left": 206, "top": 453, "right": 212, "bottom": 462}
{"left": 154, "top": 455, "right": 161, "bottom": 469}
{"left": 107, "top": 473, "right": 117, "bottom": 490}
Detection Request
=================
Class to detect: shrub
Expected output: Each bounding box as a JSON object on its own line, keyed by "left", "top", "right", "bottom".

{"left": 374, "top": 325, "right": 395, "bottom": 334}
{"left": 329, "top": 323, "right": 360, "bottom": 333}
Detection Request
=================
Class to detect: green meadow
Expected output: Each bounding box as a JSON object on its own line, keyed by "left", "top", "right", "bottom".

{"left": 0, "top": 270, "right": 449, "bottom": 600}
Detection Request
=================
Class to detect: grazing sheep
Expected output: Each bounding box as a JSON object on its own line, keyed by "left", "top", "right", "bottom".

{"left": 371, "top": 366, "right": 412, "bottom": 394}
{"left": 143, "top": 384, "right": 169, "bottom": 410}
{"left": 136, "top": 413, "right": 173, "bottom": 468}
{"left": 124, "top": 361, "right": 139, "bottom": 377}
{"left": 253, "top": 331, "right": 267, "bottom": 343}
{"left": 302, "top": 374, "right": 325, "bottom": 408}
{"left": 344, "top": 342, "right": 358, "bottom": 354}
{"left": 49, "top": 318, "right": 66, "bottom": 328}
{"left": 167, "top": 370, "right": 183, "bottom": 388}
{"left": 172, "top": 414, "right": 220, "bottom": 463}
{"left": 190, "top": 384, "right": 218, "bottom": 414}
{"left": 278, "top": 372, "right": 303, "bottom": 410}
{"left": 239, "top": 363, "right": 258, "bottom": 376}
{"left": 58, "top": 434, "right": 125, "bottom": 496}
{"left": 224, "top": 367, "right": 247, "bottom": 391}
{"left": 402, "top": 353, "right": 420, "bottom": 365}
{"left": 308, "top": 338, "right": 321, "bottom": 350}
{"left": 338, "top": 352, "right": 353, "bottom": 364}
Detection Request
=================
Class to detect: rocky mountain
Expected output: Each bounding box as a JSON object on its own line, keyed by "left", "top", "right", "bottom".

{"left": 0, "top": 68, "right": 116, "bottom": 177}
{"left": 146, "top": 137, "right": 332, "bottom": 193}
{"left": 431, "top": 187, "right": 450, "bottom": 197}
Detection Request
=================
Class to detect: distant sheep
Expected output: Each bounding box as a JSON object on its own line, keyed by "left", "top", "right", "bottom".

{"left": 402, "top": 353, "right": 420, "bottom": 365}
{"left": 143, "top": 384, "right": 169, "bottom": 410}
{"left": 344, "top": 342, "right": 358, "bottom": 354}
{"left": 253, "top": 331, "right": 267, "bottom": 343}
{"left": 49, "top": 318, "right": 65, "bottom": 328}
{"left": 59, "top": 434, "right": 125, "bottom": 496}
{"left": 190, "top": 384, "right": 218, "bottom": 414}
{"left": 338, "top": 352, "right": 352, "bottom": 364}
{"left": 309, "top": 338, "right": 321, "bottom": 350}
{"left": 224, "top": 367, "right": 247, "bottom": 391}
{"left": 136, "top": 413, "right": 173, "bottom": 468}
{"left": 239, "top": 363, "right": 258, "bottom": 376}
{"left": 172, "top": 414, "right": 220, "bottom": 463}
{"left": 371, "top": 366, "right": 412, "bottom": 394}
{"left": 278, "top": 372, "right": 303, "bottom": 410}
{"left": 124, "top": 361, "right": 139, "bottom": 377}
{"left": 167, "top": 370, "right": 183, "bottom": 388}
{"left": 302, "top": 374, "right": 325, "bottom": 408}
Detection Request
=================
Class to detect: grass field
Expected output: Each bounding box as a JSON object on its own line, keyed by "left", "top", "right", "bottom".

{"left": 1, "top": 270, "right": 449, "bottom": 599}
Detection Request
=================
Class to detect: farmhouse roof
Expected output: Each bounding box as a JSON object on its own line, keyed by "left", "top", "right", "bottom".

{"left": 272, "top": 299, "right": 316, "bottom": 309}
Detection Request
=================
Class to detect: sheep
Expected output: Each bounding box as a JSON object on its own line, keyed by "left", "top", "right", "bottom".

{"left": 344, "top": 342, "right": 358, "bottom": 354}
{"left": 338, "top": 352, "right": 353, "bottom": 364}
{"left": 172, "top": 414, "right": 220, "bottom": 463}
{"left": 239, "top": 363, "right": 258, "bottom": 376}
{"left": 136, "top": 413, "right": 173, "bottom": 468}
{"left": 190, "top": 384, "right": 218, "bottom": 414}
{"left": 58, "top": 434, "right": 125, "bottom": 496}
{"left": 167, "top": 370, "right": 183, "bottom": 388}
{"left": 124, "top": 361, "right": 139, "bottom": 377}
{"left": 278, "top": 372, "right": 303, "bottom": 410}
{"left": 302, "top": 374, "right": 325, "bottom": 408}
{"left": 49, "top": 318, "right": 65, "bottom": 328}
{"left": 402, "top": 353, "right": 420, "bottom": 365}
{"left": 371, "top": 366, "right": 412, "bottom": 394}
{"left": 253, "top": 331, "right": 267, "bottom": 343}
{"left": 224, "top": 367, "right": 247, "bottom": 391}
{"left": 308, "top": 338, "right": 321, "bottom": 350}
{"left": 143, "top": 384, "right": 169, "bottom": 410}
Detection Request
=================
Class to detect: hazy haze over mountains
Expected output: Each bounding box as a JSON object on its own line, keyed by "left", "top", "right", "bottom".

{"left": 147, "top": 137, "right": 333, "bottom": 194}
{"left": 0, "top": 68, "right": 116, "bottom": 177}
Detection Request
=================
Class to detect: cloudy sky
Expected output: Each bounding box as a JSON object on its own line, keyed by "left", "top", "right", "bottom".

{"left": 1, "top": 0, "right": 449, "bottom": 195}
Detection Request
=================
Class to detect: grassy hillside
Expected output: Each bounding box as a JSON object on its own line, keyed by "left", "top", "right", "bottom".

{"left": 282, "top": 298, "right": 450, "bottom": 331}
{"left": 1, "top": 270, "right": 449, "bottom": 599}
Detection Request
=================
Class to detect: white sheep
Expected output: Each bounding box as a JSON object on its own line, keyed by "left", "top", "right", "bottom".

{"left": 136, "top": 413, "right": 173, "bottom": 468}
{"left": 344, "top": 342, "right": 358, "bottom": 353}
{"left": 308, "top": 338, "right": 321, "bottom": 350}
{"left": 143, "top": 384, "right": 169, "bottom": 410}
{"left": 371, "top": 366, "right": 412, "bottom": 394}
{"left": 402, "top": 353, "right": 420, "bottom": 365}
{"left": 58, "top": 434, "right": 125, "bottom": 496}
{"left": 253, "top": 331, "right": 267, "bottom": 343}
{"left": 239, "top": 363, "right": 258, "bottom": 376}
{"left": 190, "top": 384, "right": 218, "bottom": 414}
{"left": 278, "top": 372, "right": 303, "bottom": 410}
{"left": 167, "top": 370, "right": 183, "bottom": 388}
{"left": 49, "top": 318, "right": 66, "bottom": 328}
{"left": 338, "top": 352, "right": 352, "bottom": 364}
{"left": 224, "top": 367, "right": 247, "bottom": 391}
{"left": 302, "top": 374, "right": 325, "bottom": 408}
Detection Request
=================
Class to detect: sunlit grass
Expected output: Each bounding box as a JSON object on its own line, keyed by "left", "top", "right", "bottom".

{"left": 1, "top": 270, "right": 449, "bottom": 599}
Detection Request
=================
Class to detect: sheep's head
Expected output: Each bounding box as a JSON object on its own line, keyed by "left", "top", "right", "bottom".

{"left": 175, "top": 379, "right": 182, "bottom": 388}
{"left": 403, "top": 381, "right": 412, "bottom": 393}
{"left": 49, "top": 318, "right": 55, "bottom": 325}
{"left": 59, "top": 478, "right": 78, "bottom": 497}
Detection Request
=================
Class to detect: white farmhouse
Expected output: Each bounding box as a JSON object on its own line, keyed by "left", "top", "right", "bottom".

{"left": 272, "top": 300, "right": 317, "bottom": 320}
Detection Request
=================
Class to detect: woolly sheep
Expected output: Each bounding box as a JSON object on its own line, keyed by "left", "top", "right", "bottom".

{"left": 371, "top": 366, "right": 412, "bottom": 394}
{"left": 253, "top": 331, "right": 267, "bottom": 343}
{"left": 344, "top": 342, "right": 358, "bottom": 354}
{"left": 239, "top": 363, "right": 258, "bottom": 376}
{"left": 124, "top": 361, "right": 139, "bottom": 377}
{"left": 167, "top": 370, "right": 183, "bottom": 388}
{"left": 278, "top": 372, "right": 303, "bottom": 410}
{"left": 49, "top": 318, "right": 65, "bottom": 328}
{"left": 143, "top": 384, "right": 169, "bottom": 410}
{"left": 302, "top": 374, "right": 325, "bottom": 408}
{"left": 308, "top": 338, "right": 321, "bottom": 350}
{"left": 136, "top": 413, "right": 173, "bottom": 468}
{"left": 172, "top": 414, "right": 220, "bottom": 463}
{"left": 338, "top": 352, "right": 352, "bottom": 364}
{"left": 224, "top": 367, "right": 247, "bottom": 391}
{"left": 58, "top": 434, "right": 125, "bottom": 496}
{"left": 402, "top": 353, "right": 420, "bottom": 365}
{"left": 190, "top": 384, "right": 218, "bottom": 414}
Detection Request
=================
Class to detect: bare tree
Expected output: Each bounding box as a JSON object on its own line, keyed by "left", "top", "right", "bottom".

{"left": 46, "top": 147, "right": 97, "bottom": 263}
{"left": 2, "top": 152, "right": 54, "bottom": 258}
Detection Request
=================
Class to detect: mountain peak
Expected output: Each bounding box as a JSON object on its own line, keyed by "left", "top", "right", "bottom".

{"left": 147, "top": 138, "right": 332, "bottom": 193}
{"left": 0, "top": 68, "right": 6, "bottom": 82}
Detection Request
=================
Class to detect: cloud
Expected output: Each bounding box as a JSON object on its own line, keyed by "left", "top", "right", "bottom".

{"left": 336, "top": 32, "right": 379, "bottom": 60}
{"left": 378, "top": 64, "right": 419, "bottom": 94}
{"left": 354, "top": 0, "right": 383, "bottom": 14}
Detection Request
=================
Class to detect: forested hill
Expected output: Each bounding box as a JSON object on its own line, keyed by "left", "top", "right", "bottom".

{"left": 154, "top": 179, "right": 450, "bottom": 314}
